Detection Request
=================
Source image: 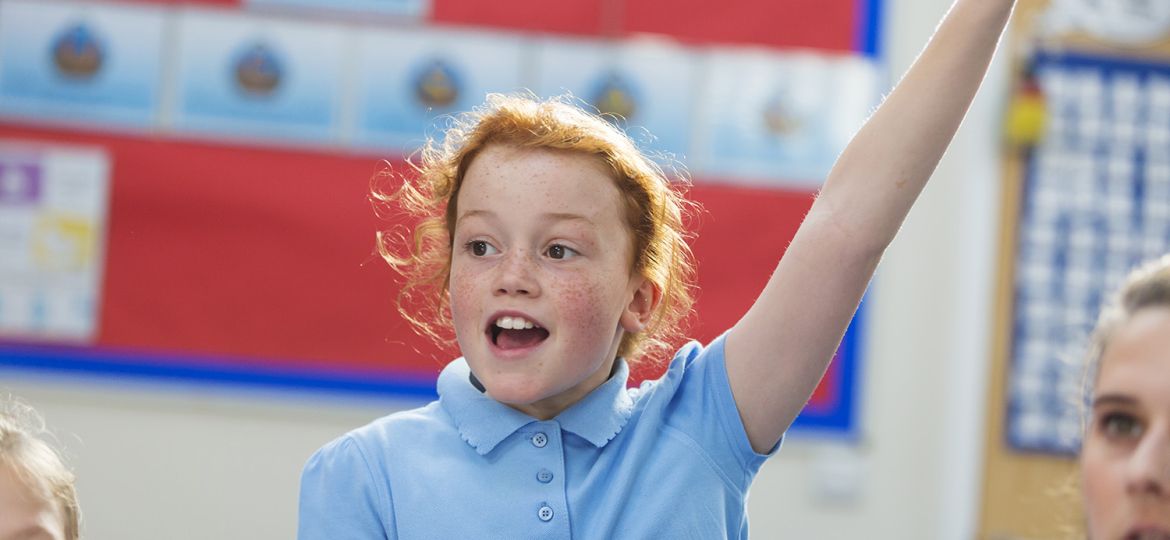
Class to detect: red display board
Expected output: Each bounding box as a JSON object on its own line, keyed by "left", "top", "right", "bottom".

{"left": 0, "top": 120, "right": 810, "bottom": 374}
{"left": 0, "top": 0, "right": 874, "bottom": 434}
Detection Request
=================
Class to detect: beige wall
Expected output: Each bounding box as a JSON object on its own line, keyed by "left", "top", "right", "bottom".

{"left": 0, "top": 0, "right": 1012, "bottom": 537}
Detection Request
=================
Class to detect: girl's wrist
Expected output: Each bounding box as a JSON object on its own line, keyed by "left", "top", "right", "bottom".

{"left": 948, "top": 0, "right": 1016, "bottom": 28}
{"left": 955, "top": 0, "right": 1016, "bottom": 14}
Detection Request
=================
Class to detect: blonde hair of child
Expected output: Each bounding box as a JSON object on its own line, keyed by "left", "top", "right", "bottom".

{"left": 0, "top": 398, "right": 80, "bottom": 540}
{"left": 1083, "top": 253, "right": 1170, "bottom": 389}
{"left": 374, "top": 93, "right": 697, "bottom": 362}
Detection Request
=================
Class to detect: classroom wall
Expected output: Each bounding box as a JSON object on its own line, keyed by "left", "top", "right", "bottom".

{"left": 0, "top": 0, "right": 1010, "bottom": 538}
{"left": 747, "top": 0, "right": 1009, "bottom": 536}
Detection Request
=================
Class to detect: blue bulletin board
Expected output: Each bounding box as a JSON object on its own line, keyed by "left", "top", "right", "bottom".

{"left": 1007, "top": 50, "right": 1170, "bottom": 454}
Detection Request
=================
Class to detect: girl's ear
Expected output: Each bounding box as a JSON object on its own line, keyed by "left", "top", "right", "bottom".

{"left": 620, "top": 276, "right": 661, "bottom": 333}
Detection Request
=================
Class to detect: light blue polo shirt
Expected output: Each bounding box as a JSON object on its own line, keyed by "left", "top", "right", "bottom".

{"left": 298, "top": 333, "right": 779, "bottom": 539}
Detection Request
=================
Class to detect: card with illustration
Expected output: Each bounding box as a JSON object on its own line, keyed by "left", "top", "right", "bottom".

{"left": 0, "top": 141, "right": 109, "bottom": 343}
{"left": 172, "top": 9, "right": 348, "bottom": 144}
{"left": 0, "top": 0, "right": 166, "bottom": 127}
{"left": 351, "top": 26, "right": 525, "bottom": 152}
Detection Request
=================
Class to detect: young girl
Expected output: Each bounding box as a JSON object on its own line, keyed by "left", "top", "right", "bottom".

{"left": 299, "top": 0, "right": 1016, "bottom": 537}
{"left": 0, "top": 398, "right": 80, "bottom": 540}
{"left": 1079, "top": 255, "right": 1170, "bottom": 539}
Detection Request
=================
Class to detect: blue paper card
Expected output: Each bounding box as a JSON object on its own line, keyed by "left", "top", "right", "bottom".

{"left": 0, "top": 0, "right": 166, "bottom": 127}
{"left": 694, "top": 49, "right": 880, "bottom": 188}
{"left": 351, "top": 27, "right": 525, "bottom": 152}
{"left": 172, "top": 9, "right": 347, "bottom": 144}
{"left": 533, "top": 37, "right": 697, "bottom": 164}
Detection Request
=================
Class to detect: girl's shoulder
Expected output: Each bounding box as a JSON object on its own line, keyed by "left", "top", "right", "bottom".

{"left": 331, "top": 400, "right": 452, "bottom": 455}
{"left": 629, "top": 333, "right": 727, "bottom": 413}
{"left": 652, "top": 334, "right": 725, "bottom": 389}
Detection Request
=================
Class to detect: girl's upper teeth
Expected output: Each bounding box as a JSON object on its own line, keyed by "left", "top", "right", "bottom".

{"left": 495, "top": 316, "right": 536, "bottom": 330}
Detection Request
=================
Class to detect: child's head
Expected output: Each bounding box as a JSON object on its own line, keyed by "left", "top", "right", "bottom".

{"left": 376, "top": 93, "right": 696, "bottom": 417}
{"left": 0, "top": 398, "right": 79, "bottom": 540}
{"left": 377, "top": 93, "right": 695, "bottom": 363}
{"left": 1078, "top": 255, "right": 1170, "bottom": 538}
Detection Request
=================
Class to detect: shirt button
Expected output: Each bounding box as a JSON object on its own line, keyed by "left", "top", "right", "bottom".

{"left": 531, "top": 432, "right": 548, "bottom": 448}
{"left": 536, "top": 468, "right": 553, "bottom": 483}
{"left": 538, "top": 504, "right": 554, "bottom": 522}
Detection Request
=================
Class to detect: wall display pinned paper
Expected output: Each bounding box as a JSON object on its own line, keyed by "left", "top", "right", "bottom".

{"left": 533, "top": 37, "right": 697, "bottom": 162}
{"left": 1007, "top": 50, "right": 1170, "bottom": 454}
{"left": 352, "top": 27, "right": 525, "bottom": 151}
{"left": 0, "top": 141, "right": 109, "bottom": 343}
{"left": 693, "top": 49, "right": 880, "bottom": 188}
{"left": 0, "top": 0, "right": 166, "bottom": 127}
{"left": 1042, "top": 0, "right": 1170, "bottom": 46}
{"left": 172, "top": 9, "right": 347, "bottom": 144}
{"left": 246, "top": 0, "right": 428, "bottom": 19}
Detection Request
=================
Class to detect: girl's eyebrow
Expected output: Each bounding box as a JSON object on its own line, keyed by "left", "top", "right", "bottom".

{"left": 455, "top": 209, "right": 596, "bottom": 226}
{"left": 455, "top": 209, "right": 496, "bottom": 226}
{"left": 1092, "top": 394, "right": 1140, "bottom": 409}
{"left": 539, "top": 212, "right": 595, "bottom": 226}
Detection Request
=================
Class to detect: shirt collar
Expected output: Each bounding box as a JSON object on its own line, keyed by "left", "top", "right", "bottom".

{"left": 437, "top": 358, "right": 635, "bottom": 455}
{"left": 556, "top": 359, "right": 635, "bottom": 447}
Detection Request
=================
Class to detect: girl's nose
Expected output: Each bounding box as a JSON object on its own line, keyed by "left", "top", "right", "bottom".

{"left": 493, "top": 249, "right": 540, "bottom": 297}
{"left": 1126, "top": 425, "right": 1170, "bottom": 499}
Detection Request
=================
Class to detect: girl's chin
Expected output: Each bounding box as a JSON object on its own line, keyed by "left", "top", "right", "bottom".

{"left": 483, "top": 380, "right": 581, "bottom": 417}
{"left": 481, "top": 378, "right": 555, "bottom": 405}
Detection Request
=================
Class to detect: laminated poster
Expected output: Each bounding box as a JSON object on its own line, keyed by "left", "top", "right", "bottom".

{"left": 172, "top": 9, "right": 347, "bottom": 144}
{"left": 0, "top": 141, "right": 109, "bottom": 343}
{"left": 0, "top": 0, "right": 166, "bottom": 127}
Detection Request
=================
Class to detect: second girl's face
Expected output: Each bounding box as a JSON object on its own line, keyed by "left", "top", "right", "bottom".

{"left": 1081, "top": 307, "right": 1170, "bottom": 540}
{"left": 0, "top": 462, "right": 65, "bottom": 540}
{"left": 448, "top": 144, "right": 654, "bottom": 420}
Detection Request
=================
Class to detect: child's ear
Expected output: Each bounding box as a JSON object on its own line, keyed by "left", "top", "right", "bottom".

{"left": 620, "top": 276, "right": 661, "bottom": 333}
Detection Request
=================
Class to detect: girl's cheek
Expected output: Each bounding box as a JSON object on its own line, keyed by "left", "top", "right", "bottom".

{"left": 1080, "top": 446, "right": 1122, "bottom": 532}
{"left": 448, "top": 270, "right": 478, "bottom": 313}
{"left": 554, "top": 278, "right": 612, "bottom": 332}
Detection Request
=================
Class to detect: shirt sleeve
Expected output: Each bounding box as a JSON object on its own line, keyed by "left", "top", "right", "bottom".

{"left": 298, "top": 435, "right": 395, "bottom": 540}
{"left": 662, "top": 333, "right": 780, "bottom": 489}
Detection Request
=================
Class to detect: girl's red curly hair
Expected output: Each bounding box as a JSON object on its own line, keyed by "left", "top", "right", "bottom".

{"left": 374, "top": 93, "right": 697, "bottom": 363}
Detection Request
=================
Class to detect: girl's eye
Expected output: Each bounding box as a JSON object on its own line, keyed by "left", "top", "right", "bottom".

{"left": 1099, "top": 412, "right": 1144, "bottom": 441}
{"left": 466, "top": 240, "right": 498, "bottom": 257}
{"left": 545, "top": 244, "right": 579, "bottom": 260}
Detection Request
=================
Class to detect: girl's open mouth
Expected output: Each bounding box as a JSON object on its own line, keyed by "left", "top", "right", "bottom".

{"left": 488, "top": 315, "right": 549, "bottom": 350}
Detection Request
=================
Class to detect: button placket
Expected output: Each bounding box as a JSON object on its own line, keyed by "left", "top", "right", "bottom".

{"left": 524, "top": 423, "right": 566, "bottom": 530}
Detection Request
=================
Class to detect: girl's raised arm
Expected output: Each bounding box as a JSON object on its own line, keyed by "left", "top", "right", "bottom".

{"left": 724, "top": 0, "right": 1016, "bottom": 452}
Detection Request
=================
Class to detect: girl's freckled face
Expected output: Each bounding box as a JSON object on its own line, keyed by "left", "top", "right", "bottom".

{"left": 1080, "top": 307, "right": 1170, "bottom": 540}
{"left": 447, "top": 144, "right": 645, "bottom": 420}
